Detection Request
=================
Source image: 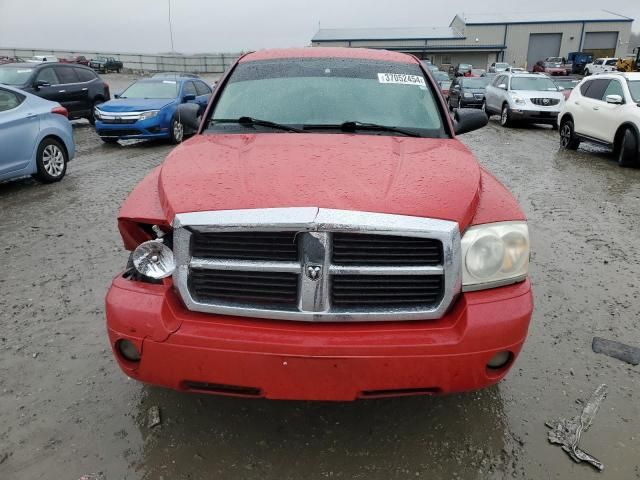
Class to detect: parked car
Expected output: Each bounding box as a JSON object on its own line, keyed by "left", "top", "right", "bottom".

{"left": 566, "top": 52, "right": 593, "bottom": 74}
{"left": 484, "top": 72, "right": 564, "bottom": 128}
{"left": 59, "top": 55, "right": 89, "bottom": 66}
{"left": 152, "top": 72, "right": 200, "bottom": 79}
{"left": 543, "top": 60, "right": 568, "bottom": 76}
{"left": 0, "top": 63, "right": 110, "bottom": 124}
{"left": 105, "top": 47, "right": 533, "bottom": 402}
{"left": 583, "top": 58, "right": 618, "bottom": 76}
{"left": 94, "top": 77, "right": 212, "bottom": 143}
{"left": 26, "top": 55, "right": 58, "bottom": 63}
{"left": 454, "top": 63, "right": 473, "bottom": 77}
{"left": 0, "top": 84, "right": 75, "bottom": 183}
{"left": 0, "top": 56, "right": 23, "bottom": 65}
{"left": 489, "top": 62, "right": 510, "bottom": 73}
{"left": 432, "top": 71, "right": 451, "bottom": 97}
{"left": 553, "top": 77, "right": 581, "bottom": 100}
{"left": 448, "top": 76, "right": 490, "bottom": 110}
{"left": 89, "top": 56, "right": 123, "bottom": 73}
{"left": 558, "top": 72, "right": 640, "bottom": 167}
{"left": 439, "top": 79, "right": 452, "bottom": 98}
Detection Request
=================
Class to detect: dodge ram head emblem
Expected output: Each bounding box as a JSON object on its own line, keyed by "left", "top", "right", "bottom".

{"left": 305, "top": 265, "right": 322, "bottom": 281}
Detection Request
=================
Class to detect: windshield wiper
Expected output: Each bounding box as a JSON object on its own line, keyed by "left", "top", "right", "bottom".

{"left": 211, "top": 117, "right": 303, "bottom": 133}
{"left": 304, "top": 121, "right": 423, "bottom": 138}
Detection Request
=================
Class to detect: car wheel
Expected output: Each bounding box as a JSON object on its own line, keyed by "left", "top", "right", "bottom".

{"left": 88, "top": 99, "right": 104, "bottom": 125}
{"left": 170, "top": 117, "right": 185, "bottom": 144}
{"left": 500, "top": 104, "right": 512, "bottom": 127}
{"left": 559, "top": 120, "right": 580, "bottom": 150}
{"left": 616, "top": 128, "right": 639, "bottom": 168}
{"left": 100, "top": 137, "right": 119, "bottom": 144}
{"left": 481, "top": 100, "right": 490, "bottom": 117}
{"left": 32, "top": 138, "right": 67, "bottom": 183}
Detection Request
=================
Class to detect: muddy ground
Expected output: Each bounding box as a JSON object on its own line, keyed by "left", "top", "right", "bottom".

{"left": 1, "top": 74, "right": 639, "bottom": 479}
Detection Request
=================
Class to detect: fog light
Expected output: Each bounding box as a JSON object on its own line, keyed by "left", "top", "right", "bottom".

{"left": 116, "top": 339, "right": 141, "bottom": 362}
{"left": 487, "top": 351, "right": 512, "bottom": 370}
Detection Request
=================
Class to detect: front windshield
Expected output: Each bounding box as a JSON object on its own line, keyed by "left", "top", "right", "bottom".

{"left": 209, "top": 58, "right": 444, "bottom": 137}
{"left": 544, "top": 62, "right": 560, "bottom": 67}
{"left": 629, "top": 81, "right": 640, "bottom": 102}
{"left": 461, "top": 78, "right": 489, "bottom": 88}
{"left": 495, "top": 63, "right": 508, "bottom": 68}
{"left": 0, "top": 66, "right": 33, "bottom": 85}
{"left": 433, "top": 72, "right": 449, "bottom": 82}
{"left": 459, "top": 64, "right": 472, "bottom": 70}
{"left": 511, "top": 77, "right": 558, "bottom": 91}
{"left": 120, "top": 80, "right": 180, "bottom": 99}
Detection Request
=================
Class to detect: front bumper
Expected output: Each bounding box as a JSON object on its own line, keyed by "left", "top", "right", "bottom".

{"left": 510, "top": 108, "right": 559, "bottom": 124}
{"left": 106, "top": 275, "right": 533, "bottom": 401}
{"left": 95, "top": 117, "right": 170, "bottom": 140}
{"left": 460, "top": 97, "right": 484, "bottom": 108}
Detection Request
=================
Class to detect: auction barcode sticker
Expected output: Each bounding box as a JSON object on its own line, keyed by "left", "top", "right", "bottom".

{"left": 378, "top": 73, "right": 426, "bottom": 87}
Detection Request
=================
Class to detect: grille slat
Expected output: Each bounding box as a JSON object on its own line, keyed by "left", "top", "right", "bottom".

{"left": 333, "top": 233, "right": 442, "bottom": 266}
{"left": 192, "top": 231, "right": 298, "bottom": 262}
{"left": 190, "top": 269, "right": 298, "bottom": 305}
{"left": 331, "top": 274, "right": 444, "bottom": 309}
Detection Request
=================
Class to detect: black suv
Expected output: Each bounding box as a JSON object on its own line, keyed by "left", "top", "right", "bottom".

{"left": 0, "top": 63, "right": 110, "bottom": 123}
{"left": 448, "top": 76, "right": 490, "bottom": 110}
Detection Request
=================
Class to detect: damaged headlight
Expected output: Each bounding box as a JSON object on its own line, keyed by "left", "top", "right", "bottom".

{"left": 461, "top": 222, "right": 529, "bottom": 291}
{"left": 132, "top": 240, "right": 175, "bottom": 279}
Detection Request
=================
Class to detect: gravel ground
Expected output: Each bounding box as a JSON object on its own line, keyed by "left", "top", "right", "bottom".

{"left": 1, "top": 75, "right": 639, "bottom": 479}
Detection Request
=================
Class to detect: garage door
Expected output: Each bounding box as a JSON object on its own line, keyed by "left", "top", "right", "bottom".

{"left": 527, "top": 33, "right": 562, "bottom": 70}
{"left": 583, "top": 31, "right": 618, "bottom": 58}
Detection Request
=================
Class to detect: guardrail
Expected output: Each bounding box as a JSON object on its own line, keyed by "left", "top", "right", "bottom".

{"left": 0, "top": 47, "right": 243, "bottom": 74}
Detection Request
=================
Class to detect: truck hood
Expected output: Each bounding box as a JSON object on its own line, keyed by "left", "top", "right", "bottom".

{"left": 158, "top": 133, "right": 482, "bottom": 229}
{"left": 100, "top": 98, "right": 175, "bottom": 112}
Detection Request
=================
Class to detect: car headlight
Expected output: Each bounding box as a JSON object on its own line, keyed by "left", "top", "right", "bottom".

{"left": 461, "top": 222, "right": 529, "bottom": 291}
{"left": 94, "top": 108, "right": 102, "bottom": 120}
{"left": 511, "top": 95, "right": 526, "bottom": 105}
{"left": 132, "top": 240, "right": 175, "bottom": 279}
{"left": 463, "top": 92, "right": 473, "bottom": 98}
{"left": 139, "top": 110, "right": 160, "bottom": 121}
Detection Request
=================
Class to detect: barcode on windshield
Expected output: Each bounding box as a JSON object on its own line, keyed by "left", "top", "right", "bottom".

{"left": 378, "top": 73, "right": 426, "bottom": 87}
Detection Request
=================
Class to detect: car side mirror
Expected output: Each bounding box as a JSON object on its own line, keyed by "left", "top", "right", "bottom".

{"left": 557, "top": 86, "right": 565, "bottom": 91}
{"left": 606, "top": 94, "right": 623, "bottom": 105}
{"left": 114, "top": 93, "right": 121, "bottom": 99}
{"left": 454, "top": 108, "right": 488, "bottom": 135}
{"left": 34, "top": 80, "right": 50, "bottom": 89}
{"left": 183, "top": 94, "right": 196, "bottom": 102}
{"left": 454, "top": 85, "right": 460, "bottom": 90}
{"left": 498, "top": 84, "right": 507, "bottom": 90}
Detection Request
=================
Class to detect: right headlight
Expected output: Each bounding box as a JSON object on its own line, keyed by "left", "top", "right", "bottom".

{"left": 461, "top": 222, "right": 529, "bottom": 292}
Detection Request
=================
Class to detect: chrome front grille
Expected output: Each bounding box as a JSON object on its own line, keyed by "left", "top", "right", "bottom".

{"left": 530, "top": 98, "right": 560, "bottom": 106}
{"left": 173, "top": 208, "right": 461, "bottom": 322}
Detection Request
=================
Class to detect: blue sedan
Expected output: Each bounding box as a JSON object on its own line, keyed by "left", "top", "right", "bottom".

{"left": 94, "top": 77, "right": 212, "bottom": 144}
{"left": 0, "top": 84, "right": 75, "bottom": 183}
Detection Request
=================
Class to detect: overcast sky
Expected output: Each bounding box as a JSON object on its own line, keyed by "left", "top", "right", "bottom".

{"left": 0, "top": 0, "right": 638, "bottom": 54}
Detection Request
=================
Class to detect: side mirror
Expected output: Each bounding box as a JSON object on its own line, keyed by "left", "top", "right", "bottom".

{"left": 606, "top": 94, "right": 623, "bottom": 105}
{"left": 454, "top": 108, "right": 488, "bottom": 135}
{"left": 454, "top": 85, "right": 461, "bottom": 90}
{"left": 114, "top": 93, "right": 121, "bottom": 99}
{"left": 183, "top": 94, "right": 196, "bottom": 102}
{"left": 557, "top": 86, "right": 565, "bottom": 91}
{"left": 498, "top": 84, "right": 507, "bottom": 90}
{"left": 34, "top": 80, "right": 50, "bottom": 89}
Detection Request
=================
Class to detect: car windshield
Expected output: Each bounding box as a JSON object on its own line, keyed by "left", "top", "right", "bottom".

{"left": 0, "top": 66, "right": 33, "bottom": 85}
{"left": 459, "top": 64, "right": 472, "bottom": 70}
{"left": 461, "top": 78, "right": 489, "bottom": 88}
{"left": 511, "top": 77, "right": 558, "bottom": 91}
{"left": 120, "top": 80, "right": 180, "bottom": 99}
{"left": 547, "top": 58, "right": 563, "bottom": 63}
{"left": 495, "top": 63, "right": 509, "bottom": 68}
{"left": 433, "top": 72, "right": 449, "bottom": 82}
{"left": 208, "top": 58, "right": 444, "bottom": 137}
{"left": 544, "top": 62, "right": 561, "bottom": 67}
{"left": 629, "top": 81, "right": 640, "bottom": 102}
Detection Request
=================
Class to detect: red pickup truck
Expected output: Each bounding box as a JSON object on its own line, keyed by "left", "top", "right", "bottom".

{"left": 106, "top": 48, "right": 533, "bottom": 401}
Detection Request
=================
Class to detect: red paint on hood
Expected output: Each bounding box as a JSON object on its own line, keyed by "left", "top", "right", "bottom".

{"left": 158, "top": 133, "right": 481, "bottom": 230}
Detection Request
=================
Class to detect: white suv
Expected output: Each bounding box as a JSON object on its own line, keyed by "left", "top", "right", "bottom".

{"left": 558, "top": 72, "right": 640, "bottom": 167}
{"left": 583, "top": 58, "right": 618, "bottom": 76}
{"left": 483, "top": 73, "right": 565, "bottom": 128}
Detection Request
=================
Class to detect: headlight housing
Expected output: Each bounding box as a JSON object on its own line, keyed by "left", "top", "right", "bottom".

{"left": 461, "top": 222, "right": 529, "bottom": 291}
{"left": 510, "top": 94, "right": 526, "bottom": 106}
{"left": 139, "top": 110, "right": 160, "bottom": 121}
{"left": 94, "top": 108, "right": 102, "bottom": 120}
{"left": 132, "top": 240, "right": 175, "bottom": 279}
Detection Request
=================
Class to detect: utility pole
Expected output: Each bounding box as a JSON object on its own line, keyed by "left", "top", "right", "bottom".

{"left": 168, "top": 0, "right": 175, "bottom": 53}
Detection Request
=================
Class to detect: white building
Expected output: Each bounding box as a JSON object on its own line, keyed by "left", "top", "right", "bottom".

{"left": 311, "top": 10, "right": 634, "bottom": 70}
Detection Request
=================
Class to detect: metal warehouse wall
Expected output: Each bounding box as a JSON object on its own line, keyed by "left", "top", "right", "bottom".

{"left": 503, "top": 21, "right": 631, "bottom": 68}
{"left": 0, "top": 47, "right": 243, "bottom": 73}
